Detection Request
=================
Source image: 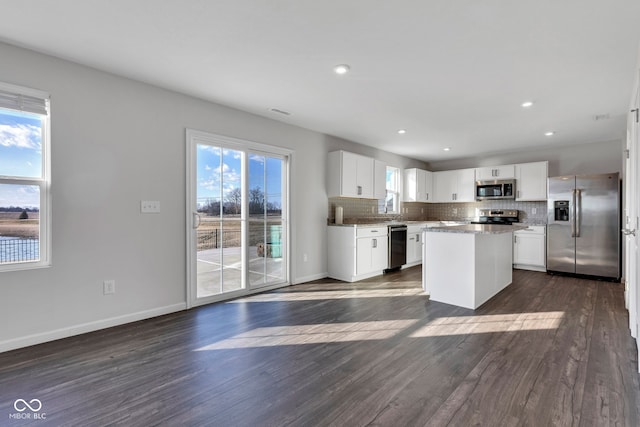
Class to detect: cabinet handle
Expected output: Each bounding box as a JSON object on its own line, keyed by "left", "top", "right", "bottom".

{"left": 426, "top": 193, "right": 429, "bottom": 201}
{"left": 514, "top": 235, "right": 517, "bottom": 243}
{"left": 372, "top": 238, "right": 377, "bottom": 248}
{"left": 416, "top": 234, "right": 420, "bottom": 243}
{"left": 371, "top": 230, "right": 378, "bottom": 233}
{"left": 357, "top": 185, "right": 362, "bottom": 195}
{"left": 409, "top": 237, "right": 415, "bottom": 241}
{"left": 517, "top": 190, "right": 520, "bottom": 198}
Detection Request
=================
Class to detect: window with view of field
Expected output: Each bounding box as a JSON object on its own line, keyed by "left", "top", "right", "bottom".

{"left": 0, "top": 83, "right": 50, "bottom": 270}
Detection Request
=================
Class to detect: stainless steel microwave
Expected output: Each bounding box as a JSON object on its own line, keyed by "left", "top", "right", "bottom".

{"left": 475, "top": 179, "right": 516, "bottom": 200}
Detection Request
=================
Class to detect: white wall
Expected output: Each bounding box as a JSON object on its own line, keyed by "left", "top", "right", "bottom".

{"left": 0, "top": 42, "right": 425, "bottom": 352}
{"left": 426, "top": 139, "right": 624, "bottom": 177}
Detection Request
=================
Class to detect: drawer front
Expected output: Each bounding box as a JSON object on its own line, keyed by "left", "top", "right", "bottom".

{"left": 515, "top": 225, "right": 546, "bottom": 234}
{"left": 356, "top": 227, "right": 388, "bottom": 237}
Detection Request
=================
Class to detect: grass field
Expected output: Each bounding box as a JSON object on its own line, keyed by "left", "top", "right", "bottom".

{"left": 0, "top": 212, "right": 40, "bottom": 239}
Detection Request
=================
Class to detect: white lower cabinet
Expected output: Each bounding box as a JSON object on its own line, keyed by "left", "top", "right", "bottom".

{"left": 513, "top": 226, "right": 546, "bottom": 271}
{"left": 405, "top": 224, "right": 424, "bottom": 266}
{"left": 328, "top": 226, "right": 388, "bottom": 282}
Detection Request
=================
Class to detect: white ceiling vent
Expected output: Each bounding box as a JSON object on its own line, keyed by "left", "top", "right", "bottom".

{"left": 594, "top": 114, "right": 610, "bottom": 121}
{"left": 270, "top": 108, "right": 291, "bottom": 116}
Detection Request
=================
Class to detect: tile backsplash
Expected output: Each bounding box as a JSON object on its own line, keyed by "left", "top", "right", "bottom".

{"left": 328, "top": 197, "right": 547, "bottom": 224}
{"left": 402, "top": 200, "right": 547, "bottom": 224}
{"left": 328, "top": 197, "right": 400, "bottom": 224}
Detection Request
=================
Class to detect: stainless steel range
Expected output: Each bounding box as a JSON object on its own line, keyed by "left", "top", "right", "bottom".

{"left": 472, "top": 209, "right": 520, "bottom": 225}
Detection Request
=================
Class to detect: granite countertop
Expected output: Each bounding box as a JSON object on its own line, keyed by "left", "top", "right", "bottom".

{"left": 329, "top": 220, "right": 468, "bottom": 228}
{"left": 520, "top": 221, "right": 547, "bottom": 226}
{"left": 424, "top": 224, "right": 528, "bottom": 234}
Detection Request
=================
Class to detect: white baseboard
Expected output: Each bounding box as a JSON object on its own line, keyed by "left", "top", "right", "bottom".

{"left": 513, "top": 264, "right": 547, "bottom": 273}
{"left": 293, "top": 272, "right": 328, "bottom": 285}
{"left": 0, "top": 303, "right": 187, "bottom": 353}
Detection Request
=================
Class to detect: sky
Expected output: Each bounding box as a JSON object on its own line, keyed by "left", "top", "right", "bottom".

{"left": 196, "top": 144, "right": 283, "bottom": 210}
{"left": 0, "top": 109, "right": 43, "bottom": 209}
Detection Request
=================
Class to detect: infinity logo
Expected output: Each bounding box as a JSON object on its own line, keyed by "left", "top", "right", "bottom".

{"left": 13, "top": 399, "right": 42, "bottom": 412}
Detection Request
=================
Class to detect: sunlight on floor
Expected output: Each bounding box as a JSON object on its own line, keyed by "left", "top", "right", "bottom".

{"left": 227, "top": 288, "right": 426, "bottom": 303}
{"left": 194, "top": 319, "right": 419, "bottom": 350}
{"left": 194, "top": 312, "right": 565, "bottom": 351}
{"left": 409, "top": 312, "right": 565, "bottom": 337}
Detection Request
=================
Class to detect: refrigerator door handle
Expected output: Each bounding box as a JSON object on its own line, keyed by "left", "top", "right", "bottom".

{"left": 575, "top": 189, "right": 581, "bottom": 237}
{"left": 571, "top": 189, "right": 577, "bottom": 237}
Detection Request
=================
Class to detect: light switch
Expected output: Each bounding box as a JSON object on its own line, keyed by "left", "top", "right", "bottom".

{"left": 141, "top": 200, "right": 160, "bottom": 213}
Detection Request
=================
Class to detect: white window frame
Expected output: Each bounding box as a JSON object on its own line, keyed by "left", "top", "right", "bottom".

{"left": 0, "top": 82, "right": 51, "bottom": 272}
{"left": 385, "top": 166, "right": 400, "bottom": 214}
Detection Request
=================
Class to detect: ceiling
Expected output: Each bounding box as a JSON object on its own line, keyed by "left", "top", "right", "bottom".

{"left": 1, "top": 1, "right": 639, "bottom": 162}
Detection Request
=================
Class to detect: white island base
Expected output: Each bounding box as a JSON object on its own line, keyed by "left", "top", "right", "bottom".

{"left": 423, "top": 225, "right": 514, "bottom": 310}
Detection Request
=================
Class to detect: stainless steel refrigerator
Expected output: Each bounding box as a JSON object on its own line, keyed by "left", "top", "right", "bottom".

{"left": 547, "top": 173, "right": 620, "bottom": 280}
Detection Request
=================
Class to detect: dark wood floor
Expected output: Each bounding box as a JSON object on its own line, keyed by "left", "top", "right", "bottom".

{"left": 1, "top": 268, "right": 639, "bottom": 426}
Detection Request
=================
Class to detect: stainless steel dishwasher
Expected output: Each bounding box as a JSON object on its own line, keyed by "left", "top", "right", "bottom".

{"left": 386, "top": 224, "right": 407, "bottom": 272}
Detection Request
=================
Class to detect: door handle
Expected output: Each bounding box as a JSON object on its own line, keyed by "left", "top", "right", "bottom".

{"left": 192, "top": 212, "right": 201, "bottom": 229}
{"left": 357, "top": 185, "right": 362, "bottom": 195}
{"left": 571, "top": 190, "right": 576, "bottom": 237}
{"left": 622, "top": 229, "right": 636, "bottom": 236}
{"left": 372, "top": 238, "right": 377, "bottom": 248}
{"left": 575, "top": 189, "right": 581, "bottom": 237}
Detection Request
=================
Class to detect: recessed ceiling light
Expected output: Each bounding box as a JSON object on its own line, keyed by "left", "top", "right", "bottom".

{"left": 545, "top": 131, "right": 555, "bottom": 137}
{"left": 333, "top": 64, "right": 350, "bottom": 75}
{"left": 443, "top": 147, "right": 451, "bottom": 151}
{"left": 521, "top": 101, "right": 534, "bottom": 108}
{"left": 397, "top": 129, "right": 406, "bottom": 134}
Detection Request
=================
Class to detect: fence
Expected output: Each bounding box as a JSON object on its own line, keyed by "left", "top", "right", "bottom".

{"left": 0, "top": 238, "right": 39, "bottom": 263}
{"left": 196, "top": 226, "right": 282, "bottom": 254}
{"left": 197, "top": 229, "right": 242, "bottom": 250}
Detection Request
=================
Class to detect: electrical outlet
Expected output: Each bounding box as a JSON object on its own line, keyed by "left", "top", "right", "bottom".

{"left": 421, "top": 208, "right": 424, "bottom": 214}
{"left": 141, "top": 200, "right": 160, "bottom": 213}
{"left": 453, "top": 208, "right": 458, "bottom": 215}
{"left": 103, "top": 280, "right": 116, "bottom": 295}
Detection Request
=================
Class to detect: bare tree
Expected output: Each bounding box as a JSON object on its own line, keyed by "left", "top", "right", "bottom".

{"left": 226, "top": 188, "right": 242, "bottom": 215}
{"left": 249, "top": 186, "right": 265, "bottom": 214}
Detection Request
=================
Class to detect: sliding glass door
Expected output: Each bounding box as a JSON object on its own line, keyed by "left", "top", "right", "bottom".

{"left": 187, "top": 130, "right": 289, "bottom": 307}
{"left": 248, "top": 153, "right": 286, "bottom": 287}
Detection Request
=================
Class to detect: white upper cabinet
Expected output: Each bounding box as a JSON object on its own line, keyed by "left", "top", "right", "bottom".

{"left": 475, "top": 165, "right": 515, "bottom": 180}
{"left": 434, "top": 168, "right": 475, "bottom": 202}
{"left": 434, "top": 170, "right": 456, "bottom": 202}
{"left": 424, "top": 171, "right": 433, "bottom": 202}
{"left": 404, "top": 168, "right": 433, "bottom": 202}
{"left": 515, "top": 161, "right": 548, "bottom": 201}
{"left": 327, "top": 150, "right": 375, "bottom": 198}
{"left": 374, "top": 159, "right": 387, "bottom": 200}
{"left": 456, "top": 168, "right": 476, "bottom": 201}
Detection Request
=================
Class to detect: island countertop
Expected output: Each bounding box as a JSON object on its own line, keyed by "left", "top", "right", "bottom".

{"left": 424, "top": 224, "right": 528, "bottom": 234}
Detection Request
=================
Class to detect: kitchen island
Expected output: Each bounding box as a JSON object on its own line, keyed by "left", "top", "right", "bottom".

{"left": 422, "top": 224, "right": 525, "bottom": 309}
